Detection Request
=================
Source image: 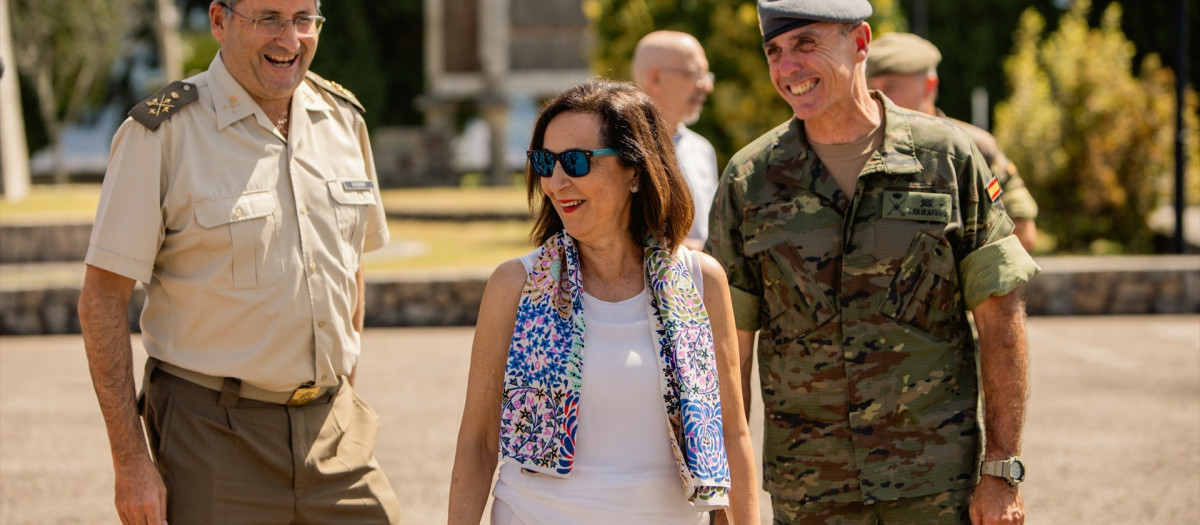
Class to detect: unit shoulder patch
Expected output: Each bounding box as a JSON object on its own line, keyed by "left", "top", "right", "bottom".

{"left": 305, "top": 71, "right": 365, "bottom": 114}
{"left": 128, "top": 81, "right": 199, "bottom": 130}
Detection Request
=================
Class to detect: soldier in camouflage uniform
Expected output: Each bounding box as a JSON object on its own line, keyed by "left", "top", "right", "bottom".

{"left": 866, "top": 32, "right": 1039, "bottom": 252}
{"left": 706, "top": 0, "right": 1040, "bottom": 523}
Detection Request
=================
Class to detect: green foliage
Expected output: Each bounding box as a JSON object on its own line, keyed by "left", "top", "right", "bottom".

{"left": 171, "top": 0, "right": 424, "bottom": 128}
{"left": 10, "top": 0, "right": 138, "bottom": 121}
{"left": 307, "top": 0, "right": 384, "bottom": 128}
{"left": 1088, "top": 0, "right": 1200, "bottom": 111}
{"left": 867, "top": 0, "right": 908, "bottom": 35}
{"left": 993, "top": 0, "right": 1200, "bottom": 254}
{"left": 11, "top": 3, "right": 133, "bottom": 113}
{"left": 10, "top": 0, "right": 139, "bottom": 181}
{"left": 308, "top": 0, "right": 424, "bottom": 128}
{"left": 181, "top": 31, "right": 221, "bottom": 77}
{"left": 908, "top": 0, "right": 1061, "bottom": 124}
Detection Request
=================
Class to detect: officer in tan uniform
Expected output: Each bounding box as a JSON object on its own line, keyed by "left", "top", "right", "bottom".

{"left": 707, "top": 0, "right": 1038, "bottom": 523}
{"left": 866, "top": 32, "right": 1039, "bottom": 252}
{"left": 77, "top": 1, "right": 401, "bottom": 523}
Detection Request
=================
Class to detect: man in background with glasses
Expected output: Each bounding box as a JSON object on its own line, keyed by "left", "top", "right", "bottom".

{"left": 633, "top": 30, "right": 719, "bottom": 251}
{"left": 78, "top": 1, "right": 401, "bottom": 523}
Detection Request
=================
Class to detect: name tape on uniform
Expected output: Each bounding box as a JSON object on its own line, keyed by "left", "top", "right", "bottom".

{"left": 883, "top": 191, "right": 952, "bottom": 223}
{"left": 342, "top": 180, "right": 375, "bottom": 192}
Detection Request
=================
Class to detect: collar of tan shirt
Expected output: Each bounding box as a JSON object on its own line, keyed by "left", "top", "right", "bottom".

{"left": 206, "top": 53, "right": 334, "bottom": 134}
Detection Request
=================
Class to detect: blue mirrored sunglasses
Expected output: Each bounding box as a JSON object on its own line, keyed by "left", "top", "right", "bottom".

{"left": 527, "top": 148, "right": 618, "bottom": 178}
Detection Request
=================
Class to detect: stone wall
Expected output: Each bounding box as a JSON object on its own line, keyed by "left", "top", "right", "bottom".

{"left": 2, "top": 221, "right": 1197, "bottom": 335}
{"left": 0, "top": 287, "right": 146, "bottom": 336}
{"left": 364, "top": 275, "right": 487, "bottom": 327}
{"left": 2, "top": 255, "right": 1197, "bottom": 336}
{"left": 1022, "top": 256, "right": 1200, "bottom": 315}
{"left": 1, "top": 222, "right": 92, "bottom": 263}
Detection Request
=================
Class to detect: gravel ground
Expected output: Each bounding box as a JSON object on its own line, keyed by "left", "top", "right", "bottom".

{"left": 2, "top": 315, "right": 1197, "bottom": 524}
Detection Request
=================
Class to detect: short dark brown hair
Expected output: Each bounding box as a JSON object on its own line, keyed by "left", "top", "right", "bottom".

{"left": 525, "top": 78, "right": 694, "bottom": 251}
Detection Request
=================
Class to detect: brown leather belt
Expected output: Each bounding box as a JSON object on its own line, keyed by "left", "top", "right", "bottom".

{"left": 155, "top": 360, "right": 333, "bottom": 406}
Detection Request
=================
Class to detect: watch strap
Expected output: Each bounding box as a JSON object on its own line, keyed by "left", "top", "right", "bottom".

{"left": 980, "top": 459, "right": 1006, "bottom": 478}
{"left": 980, "top": 457, "right": 1023, "bottom": 486}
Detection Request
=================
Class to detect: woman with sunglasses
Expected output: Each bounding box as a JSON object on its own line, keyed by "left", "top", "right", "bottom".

{"left": 448, "top": 79, "right": 760, "bottom": 525}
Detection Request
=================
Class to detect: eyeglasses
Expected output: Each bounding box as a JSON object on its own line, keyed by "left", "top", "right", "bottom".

{"left": 662, "top": 66, "right": 715, "bottom": 87}
{"left": 220, "top": 2, "right": 325, "bottom": 37}
{"left": 527, "top": 148, "right": 618, "bottom": 178}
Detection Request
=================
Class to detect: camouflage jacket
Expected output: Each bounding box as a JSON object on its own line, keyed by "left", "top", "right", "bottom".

{"left": 938, "top": 110, "right": 1038, "bottom": 221}
{"left": 707, "top": 95, "right": 1039, "bottom": 505}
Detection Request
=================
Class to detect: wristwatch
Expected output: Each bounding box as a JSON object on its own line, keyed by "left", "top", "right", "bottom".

{"left": 980, "top": 457, "right": 1025, "bottom": 486}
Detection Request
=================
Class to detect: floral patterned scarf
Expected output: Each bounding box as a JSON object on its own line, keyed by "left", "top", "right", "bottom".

{"left": 498, "top": 231, "right": 730, "bottom": 507}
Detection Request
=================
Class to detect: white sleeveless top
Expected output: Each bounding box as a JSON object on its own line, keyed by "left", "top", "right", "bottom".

{"left": 490, "top": 247, "right": 707, "bottom": 525}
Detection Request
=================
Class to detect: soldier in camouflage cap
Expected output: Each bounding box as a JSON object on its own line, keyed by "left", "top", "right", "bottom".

{"left": 867, "top": 32, "right": 1040, "bottom": 252}
{"left": 706, "top": 1, "right": 1039, "bottom": 523}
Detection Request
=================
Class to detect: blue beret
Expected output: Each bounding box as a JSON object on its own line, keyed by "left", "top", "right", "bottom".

{"left": 758, "top": 0, "right": 873, "bottom": 42}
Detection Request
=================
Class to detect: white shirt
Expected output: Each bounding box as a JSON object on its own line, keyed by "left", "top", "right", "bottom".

{"left": 491, "top": 248, "right": 707, "bottom": 525}
{"left": 675, "top": 125, "right": 719, "bottom": 245}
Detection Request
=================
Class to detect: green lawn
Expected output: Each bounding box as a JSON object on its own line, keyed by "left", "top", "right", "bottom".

{"left": 0, "top": 184, "right": 536, "bottom": 270}
{"left": 0, "top": 184, "right": 530, "bottom": 218}
{"left": 379, "top": 185, "right": 529, "bottom": 215}
{"left": 0, "top": 185, "right": 102, "bottom": 222}
{"left": 365, "top": 220, "right": 534, "bottom": 271}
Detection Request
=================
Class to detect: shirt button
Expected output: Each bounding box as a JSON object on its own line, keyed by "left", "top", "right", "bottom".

{"left": 318, "top": 321, "right": 325, "bottom": 328}
{"left": 309, "top": 263, "right": 316, "bottom": 272}
{"left": 321, "top": 375, "right": 328, "bottom": 381}
{"left": 233, "top": 207, "right": 244, "bottom": 218}
{"left": 299, "top": 205, "right": 308, "bottom": 215}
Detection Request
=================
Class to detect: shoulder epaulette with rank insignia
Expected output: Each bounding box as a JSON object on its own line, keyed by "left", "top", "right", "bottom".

{"left": 128, "top": 81, "right": 199, "bottom": 131}
{"left": 305, "top": 71, "right": 365, "bottom": 114}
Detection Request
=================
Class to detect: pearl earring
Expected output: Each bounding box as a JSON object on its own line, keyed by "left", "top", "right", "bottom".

{"left": 631, "top": 183, "right": 639, "bottom": 193}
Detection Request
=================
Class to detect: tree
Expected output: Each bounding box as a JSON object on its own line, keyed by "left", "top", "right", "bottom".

{"left": 588, "top": 0, "right": 904, "bottom": 168}
{"left": 900, "top": 0, "right": 1197, "bottom": 144}
{"left": 993, "top": 0, "right": 1200, "bottom": 254}
{"left": 1087, "top": 0, "right": 1200, "bottom": 111}
{"left": 174, "top": 0, "right": 425, "bottom": 128}
{"left": 10, "top": 0, "right": 139, "bottom": 184}
{"left": 900, "top": 0, "right": 1061, "bottom": 125}
{"left": 308, "top": 0, "right": 424, "bottom": 129}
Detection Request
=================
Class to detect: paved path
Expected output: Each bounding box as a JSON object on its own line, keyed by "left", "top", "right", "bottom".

{"left": 2, "top": 315, "right": 1197, "bottom": 524}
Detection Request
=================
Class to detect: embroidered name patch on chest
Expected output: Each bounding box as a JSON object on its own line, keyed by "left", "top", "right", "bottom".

{"left": 883, "top": 191, "right": 952, "bottom": 222}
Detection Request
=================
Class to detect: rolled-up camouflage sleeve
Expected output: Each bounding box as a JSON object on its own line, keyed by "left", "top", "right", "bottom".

{"left": 706, "top": 160, "right": 763, "bottom": 332}
{"left": 956, "top": 142, "right": 1040, "bottom": 309}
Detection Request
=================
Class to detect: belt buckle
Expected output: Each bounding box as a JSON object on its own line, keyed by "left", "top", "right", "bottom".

{"left": 287, "top": 382, "right": 321, "bottom": 406}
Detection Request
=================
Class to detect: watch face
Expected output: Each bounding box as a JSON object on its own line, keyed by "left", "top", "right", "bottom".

{"left": 1010, "top": 460, "right": 1025, "bottom": 481}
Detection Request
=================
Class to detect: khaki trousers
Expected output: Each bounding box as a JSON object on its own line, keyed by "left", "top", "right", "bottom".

{"left": 141, "top": 364, "right": 402, "bottom": 524}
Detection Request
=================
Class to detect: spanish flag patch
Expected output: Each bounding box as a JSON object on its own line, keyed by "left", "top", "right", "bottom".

{"left": 986, "top": 176, "right": 1003, "bottom": 203}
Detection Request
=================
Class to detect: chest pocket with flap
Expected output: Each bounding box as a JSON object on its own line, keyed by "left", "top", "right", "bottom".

{"left": 326, "top": 180, "right": 375, "bottom": 269}
{"left": 194, "top": 190, "right": 282, "bottom": 290}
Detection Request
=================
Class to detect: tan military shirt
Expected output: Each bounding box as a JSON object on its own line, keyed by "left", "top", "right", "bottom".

{"left": 86, "top": 55, "right": 389, "bottom": 392}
